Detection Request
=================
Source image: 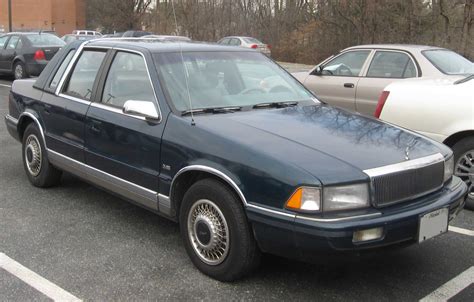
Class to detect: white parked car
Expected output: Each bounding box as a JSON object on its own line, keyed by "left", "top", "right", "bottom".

{"left": 72, "top": 30, "right": 102, "bottom": 36}
{"left": 217, "top": 36, "right": 271, "bottom": 56}
{"left": 376, "top": 75, "right": 474, "bottom": 208}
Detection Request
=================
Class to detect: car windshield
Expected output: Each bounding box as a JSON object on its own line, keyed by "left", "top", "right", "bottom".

{"left": 26, "top": 34, "right": 65, "bottom": 46}
{"left": 423, "top": 49, "right": 474, "bottom": 75}
{"left": 154, "top": 51, "right": 315, "bottom": 111}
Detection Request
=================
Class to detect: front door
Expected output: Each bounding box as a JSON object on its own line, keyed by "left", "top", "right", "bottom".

{"left": 84, "top": 50, "right": 165, "bottom": 195}
{"left": 303, "top": 50, "right": 372, "bottom": 111}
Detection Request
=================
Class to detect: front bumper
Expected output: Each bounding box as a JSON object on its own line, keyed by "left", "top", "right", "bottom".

{"left": 247, "top": 176, "right": 467, "bottom": 261}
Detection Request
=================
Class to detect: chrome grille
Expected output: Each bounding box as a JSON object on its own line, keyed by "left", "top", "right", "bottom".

{"left": 365, "top": 154, "right": 445, "bottom": 207}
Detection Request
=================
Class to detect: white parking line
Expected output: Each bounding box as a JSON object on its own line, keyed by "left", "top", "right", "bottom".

{"left": 0, "top": 83, "right": 12, "bottom": 88}
{"left": 448, "top": 226, "right": 474, "bottom": 236}
{"left": 0, "top": 253, "right": 82, "bottom": 302}
{"left": 420, "top": 266, "right": 474, "bottom": 301}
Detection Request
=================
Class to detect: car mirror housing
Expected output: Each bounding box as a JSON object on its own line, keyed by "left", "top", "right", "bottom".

{"left": 123, "top": 100, "right": 159, "bottom": 121}
{"left": 312, "top": 65, "right": 323, "bottom": 75}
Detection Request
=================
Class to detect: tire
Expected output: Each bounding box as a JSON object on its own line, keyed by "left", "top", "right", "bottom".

{"left": 179, "top": 178, "right": 260, "bottom": 281}
{"left": 13, "top": 61, "right": 27, "bottom": 80}
{"left": 452, "top": 137, "right": 474, "bottom": 210}
{"left": 22, "top": 123, "right": 62, "bottom": 187}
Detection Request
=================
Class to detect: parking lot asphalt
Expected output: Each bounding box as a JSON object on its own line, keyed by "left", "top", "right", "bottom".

{"left": 0, "top": 75, "right": 473, "bottom": 301}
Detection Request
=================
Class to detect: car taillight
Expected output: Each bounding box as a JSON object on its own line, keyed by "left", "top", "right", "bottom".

{"left": 374, "top": 91, "right": 390, "bottom": 118}
{"left": 250, "top": 44, "right": 258, "bottom": 49}
{"left": 34, "top": 50, "right": 46, "bottom": 61}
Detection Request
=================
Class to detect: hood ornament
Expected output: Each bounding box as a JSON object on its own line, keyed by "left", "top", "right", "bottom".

{"left": 405, "top": 138, "right": 419, "bottom": 160}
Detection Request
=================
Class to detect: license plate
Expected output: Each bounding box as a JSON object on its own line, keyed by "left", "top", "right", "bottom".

{"left": 418, "top": 208, "right": 449, "bottom": 243}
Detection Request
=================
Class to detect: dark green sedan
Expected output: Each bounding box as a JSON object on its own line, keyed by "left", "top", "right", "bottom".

{"left": 4, "top": 39, "right": 468, "bottom": 281}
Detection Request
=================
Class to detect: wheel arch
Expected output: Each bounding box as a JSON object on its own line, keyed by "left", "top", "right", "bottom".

{"left": 169, "top": 165, "right": 248, "bottom": 217}
{"left": 443, "top": 130, "right": 474, "bottom": 148}
{"left": 17, "top": 112, "right": 45, "bottom": 143}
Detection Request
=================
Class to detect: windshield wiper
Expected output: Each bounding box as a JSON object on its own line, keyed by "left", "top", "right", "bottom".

{"left": 252, "top": 101, "right": 299, "bottom": 109}
{"left": 181, "top": 106, "right": 242, "bottom": 116}
{"left": 454, "top": 73, "right": 474, "bottom": 85}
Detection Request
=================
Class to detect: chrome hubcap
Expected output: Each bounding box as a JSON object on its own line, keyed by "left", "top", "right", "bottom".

{"left": 15, "top": 64, "right": 23, "bottom": 79}
{"left": 25, "top": 134, "right": 42, "bottom": 176}
{"left": 455, "top": 150, "right": 474, "bottom": 199}
{"left": 187, "top": 199, "right": 229, "bottom": 265}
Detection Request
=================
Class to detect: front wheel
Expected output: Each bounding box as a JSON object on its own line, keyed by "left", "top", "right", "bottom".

{"left": 452, "top": 137, "right": 474, "bottom": 210}
{"left": 179, "top": 178, "right": 260, "bottom": 281}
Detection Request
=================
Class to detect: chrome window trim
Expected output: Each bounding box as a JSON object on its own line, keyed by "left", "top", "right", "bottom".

{"left": 106, "top": 47, "right": 163, "bottom": 123}
{"left": 170, "top": 165, "right": 248, "bottom": 206}
{"left": 5, "top": 114, "right": 19, "bottom": 126}
{"left": 58, "top": 93, "right": 92, "bottom": 105}
{"left": 363, "top": 153, "right": 445, "bottom": 178}
{"left": 365, "top": 49, "right": 420, "bottom": 78}
{"left": 90, "top": 102, "right": 147, "bottom": 121}
{"left": 55, "top": 40, "right": 89, "bottom": 95}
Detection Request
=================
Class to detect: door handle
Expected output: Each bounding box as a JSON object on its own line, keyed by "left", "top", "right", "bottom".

{"left": 344, "top": 83, "right": 355, "bottom": 88}
{"left": 90, "top": 121, "right": 102, "bottom": 133}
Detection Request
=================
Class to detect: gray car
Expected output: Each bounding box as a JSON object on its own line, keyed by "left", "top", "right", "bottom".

{"left": 294, "top": 44, "right": 474, "bottom": 115}
{"left": 218, "top": 36, "right": 271, "bottom": 56}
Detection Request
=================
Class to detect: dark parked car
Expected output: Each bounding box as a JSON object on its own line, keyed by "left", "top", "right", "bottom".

{"left": 61, "top": 34, "right": 95, "bottom": 44}
{"left": 4, "top": 39, "right": 467, "bottom": 281}
{"left": 0, "top": 32, "right": 65, "bottom": 79}
{"left": 122, "top": 30, "right": 153, "bottom": 37}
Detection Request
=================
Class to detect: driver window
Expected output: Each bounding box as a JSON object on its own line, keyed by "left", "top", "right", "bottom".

{"left": 322, "top": 50, "right": 371, "bottom": 76}
{"left": 101, "top": 51, "right": 156, "bottom": 108}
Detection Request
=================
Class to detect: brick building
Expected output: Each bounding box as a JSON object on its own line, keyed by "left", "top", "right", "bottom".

{"left": 0, "top": 0, "right": 86, "bottom": 36}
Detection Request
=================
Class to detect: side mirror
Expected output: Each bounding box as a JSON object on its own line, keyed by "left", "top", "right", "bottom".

{"left": 123, "top": 100, "right": 159, "bottom": 121}
{"left": 312, "top": 65, "right": 323, "bottom": 75}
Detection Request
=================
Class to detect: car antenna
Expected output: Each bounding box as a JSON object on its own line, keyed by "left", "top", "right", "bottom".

{"left": 171, "top": 0, "right": 195, "bottom": 126}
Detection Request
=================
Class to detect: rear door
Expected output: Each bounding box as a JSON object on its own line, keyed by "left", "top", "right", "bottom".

{"left": 84, "top": 49, "right": 165, "bottom": 193}
{"left": 1, "top": 35, "right": 19, "bottom": 71}
{"left": 41, "top": 47, "right": 109, "bottom": 161}
{"left": 355, "top": 50, "right": 418, "bottom": 115}
{"left": 0, "top": 35, "right": 9, "bottom": 70}
{"left": 303, "top": 49, "right": 372, "bottom": 111}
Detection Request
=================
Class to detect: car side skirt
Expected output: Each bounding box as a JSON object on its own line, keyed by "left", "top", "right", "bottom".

{"left": 47, "top": 149, "right": 172, "bottom": 217}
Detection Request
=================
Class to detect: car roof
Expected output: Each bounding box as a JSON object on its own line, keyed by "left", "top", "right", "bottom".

{"left": 1, "top": 32, "right": 56, "bottom": 36}
{"left": 86, "top": 38, "right": 254, "bottom": 53}
{"left": 345, "top": 44, "right": 445, "bottom": 52}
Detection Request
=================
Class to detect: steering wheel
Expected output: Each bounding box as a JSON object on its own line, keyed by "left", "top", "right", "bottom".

{"left": 239, "top": 87, "right": 266, "bottom": 95}
{"left": 269, "top": 85, "right": 292, "bottom": 93}
{"left": 337, "top": 64, "right": 353, "bottom": 76}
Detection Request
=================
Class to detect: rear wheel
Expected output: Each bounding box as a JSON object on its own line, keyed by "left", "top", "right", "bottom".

{"left": 452, "top": 137, "right": 474, "bottom": 210}
{"left": 13, "top": 61, "right": 27, "bottom": 80}
{"left": 179, "top": 178, "right": 260, "bottom": 281}
{"left": 22, "top": 123, "right": 62, "bottom": 187}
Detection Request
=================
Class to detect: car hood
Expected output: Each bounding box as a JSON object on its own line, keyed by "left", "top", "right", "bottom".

{"left": 194, "top": 104, "right": 448, "bottom": 184}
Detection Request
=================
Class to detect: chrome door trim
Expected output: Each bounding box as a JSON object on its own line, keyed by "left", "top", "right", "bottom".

{"left": 55, "top": 40, "right": 89, "bottom": 95}
{"left": 170, "top": 165, "right": 248, "bottom": 206}
{"left": 158, "top": 194, "right": 172, "bottom": 216}
{"left": 47, "top": 149, "right": 159, "bottom": 211}
{"left": 363, "top": 153, "right": 445, "bottom": 178}
{"left": 90, "top": 102, "right": 147, "bottom": 121}
{"left": 57, "top": 93, "right": 92, "bottom": 105}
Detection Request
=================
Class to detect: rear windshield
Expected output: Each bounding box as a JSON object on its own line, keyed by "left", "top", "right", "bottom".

{"left": 26, "top": 34, "right": 66, "bottom": 46}
{"left": 243, "top": 37, "right": 262, "bottom": 44}
{"left": 423, "top": 49, "right": 474, "bottom": 75}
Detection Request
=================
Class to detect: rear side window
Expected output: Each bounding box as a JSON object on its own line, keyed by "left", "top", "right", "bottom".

{"left": 49, "top": 50, "right": 76, "bottom": 90}
{"left": 0, "top": 36, "right": 8, "bottom": 48}
{"left": 101, "top": 51, "right": 155, "bottom": 108}
{"left": 26, "top": 34, "right": 65, "bottom": 46}
{"left": 423, "top": 49, "right": 474, "bottom": 75}
{"left": 367, "top": 51, "right": 417, "bottom": 78}
{"left": 6, "top": 36, "right": 19, "bottom": 50}
{"left": 63, "top": 50, "right": 106, "bottom": 101}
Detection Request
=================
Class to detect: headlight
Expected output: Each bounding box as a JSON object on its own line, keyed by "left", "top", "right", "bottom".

{"left": 444, "top": 155, "right": 454, "bottom": 182}
{"left": 285, "top": 187, "right": 321, "bottom": 212}
{"left": 323, "top": 184, "right": 369, "bottom": 211}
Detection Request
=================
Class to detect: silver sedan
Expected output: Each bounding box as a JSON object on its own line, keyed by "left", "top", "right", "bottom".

{"left": 217, "top": 36, "right": 271, "bottom": 57}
